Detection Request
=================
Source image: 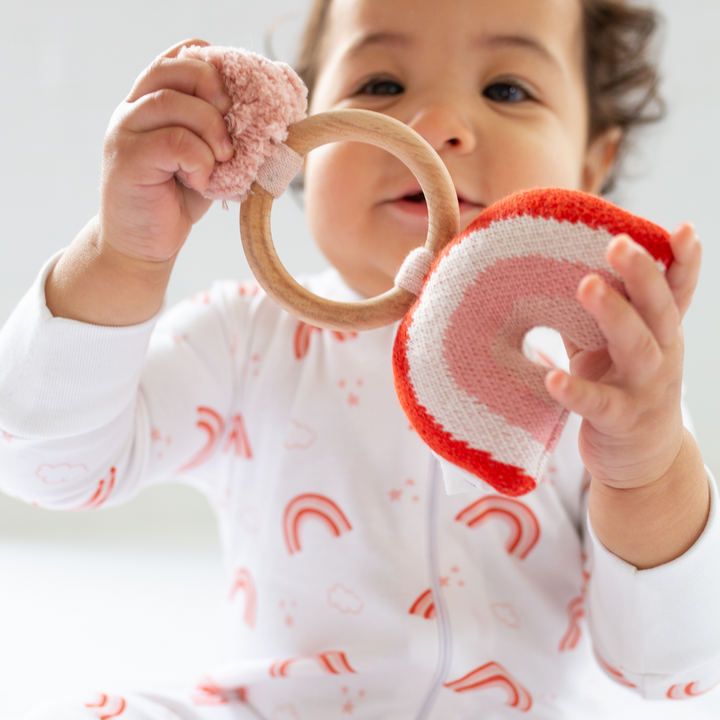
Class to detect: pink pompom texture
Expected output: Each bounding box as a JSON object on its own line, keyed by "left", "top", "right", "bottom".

{"left": 177, "top": 45, "right": 307, "bottom": 202}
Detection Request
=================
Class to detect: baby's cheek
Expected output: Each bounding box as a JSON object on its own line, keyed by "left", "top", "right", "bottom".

{"left": 492, "top": 129, "right": 586, "bottom": 195}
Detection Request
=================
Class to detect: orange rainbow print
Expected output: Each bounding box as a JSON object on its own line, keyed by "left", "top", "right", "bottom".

{"left": 293, "top": 321, "right": 358, "bottom": 360}
{"left": 229, "top": 567, "right": 257, "bottom": 628}
{"left": 76, "top": 467, "right": 116, "bottom": 510}
{"left": 560, "top": 567, "right": 589, "bottom": 651}
{"left": 283, "top": 493, "right": 352, "bottom": 554}
{"left": 269, "top": 651, "right": 356, "bottom": 678}
{"left": 223, "top": 414, "right": 253, "bottom": 459}
{"left": 559, "top": 595, "right": 584, "bottom": 651}
{"left": 84, "top": 694, "right": 126, "bottom": 719}
{"left": 667, "top": 680, "right": 720, "bottom": 699}
{"left": 179, "top": 407, "right": 225, "bottom": 472}
{"left": 294, "top": 322, "right": 323, "bottom": 359}
{"left": 190, "top": 677, "right": 246, "bottom": 705}
{"left": 409, "top": 589, "right": 436, "bottom": 619}
{"left": 445, "top": 662, "right": 532, "bottom": 711}
{"left": 455, "top": 496, "right": 540, "bottom": 559}
{"left": 594, "top": 652, "right": 637, "bottom": 689}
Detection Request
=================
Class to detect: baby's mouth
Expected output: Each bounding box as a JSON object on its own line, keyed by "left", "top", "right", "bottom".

{"left": 403, "top": 191, "right": 426, "bottom": 204}
{"left": 399, "top": 190, "right": 483, "bottom": 214}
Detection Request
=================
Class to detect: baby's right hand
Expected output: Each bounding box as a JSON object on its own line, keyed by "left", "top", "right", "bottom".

{"left": 100, "top": 39, "right": 234, "bottom": 264}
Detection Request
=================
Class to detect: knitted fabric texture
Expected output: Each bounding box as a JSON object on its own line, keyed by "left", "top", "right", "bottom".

{"left": 177, "top": 45, "right": 307, "bottom": 202}
{"left": 393, "top": 188, "right": 672, "bottom": 497}
{"left": 395, "top": 247, "right": 436, "bottom": 296}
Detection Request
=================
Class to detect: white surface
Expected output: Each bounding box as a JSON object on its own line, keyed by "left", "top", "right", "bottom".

{"left": 1, "top": 0, "right": 720, "bottom": 718}
{"left": 2, "top": 484, "right": 720, "bottom": 719}
{"left": 0, "top": 485, "right": 225, "bottom": 718}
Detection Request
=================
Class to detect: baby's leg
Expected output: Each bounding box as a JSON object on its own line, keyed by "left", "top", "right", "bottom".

{"left": 23, "top": 691, "right": 256, "bottom": 720}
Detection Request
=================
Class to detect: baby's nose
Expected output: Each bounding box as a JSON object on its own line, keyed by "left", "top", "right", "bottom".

{"left": 407, "top": 104, "right": 476, "bottom": 154}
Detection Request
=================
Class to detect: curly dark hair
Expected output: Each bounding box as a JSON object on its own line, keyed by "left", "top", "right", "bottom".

{"left": 294, "top": 0, "right": 665, "bottom": 194}
{"left": 582, "top": 0, "right": 665, "bottom": 191}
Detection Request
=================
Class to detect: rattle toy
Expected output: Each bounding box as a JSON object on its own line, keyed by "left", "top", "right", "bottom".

{"left": 178, "top": 45, "right": 672, "bottom": 497}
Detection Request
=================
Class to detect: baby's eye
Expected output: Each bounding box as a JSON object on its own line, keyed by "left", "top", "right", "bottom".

{"left": 355, "top": 77, "right": 404, "bottom": 96}
{"left": 483, "top": 82, "right": 531, "bottom": 103}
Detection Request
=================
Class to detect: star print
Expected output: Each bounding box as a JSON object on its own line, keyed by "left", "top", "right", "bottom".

{"left": 412, "top": 496, "right": 419, "bottom": 502}
{"left": 347, "top": 393, "right": 360, "bottom": 406}
{"left": 2, "top": 431, "right": 12, "bottom": 442}
{"left": 439, "top": 576, "right": 450, "bottom": 587}
{"left": 388, "top": 489, "right": 403, "bottom": 501}
{"left": 151, "top": 428, "right": 162, "bottom": 442}
{"left": 451, "top": 566, "right": 459, "bottom": 573}
{"left": 405, "top": 478, "right": 415, "bottom": 486}
{"left": 341, "top": 687, "right": 349, "bottom": 694}
{"left": 342, "top": 700, "right": 354, "bottom": 714}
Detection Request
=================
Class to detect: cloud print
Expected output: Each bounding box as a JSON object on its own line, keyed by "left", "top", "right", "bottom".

{"left": 284, "top": 420, "right": 317, "bottom": 450}
{"left": 35, "top": 463, "right": 88, "bottom": 484}
{"left": 491, "top": 602, "right": 521, "bottom": 629}
{"left": 271, "top": 706, "right": 300, "bottom": 720}
{"left": 327, "top": 584, "right": 364, "bottom": 615}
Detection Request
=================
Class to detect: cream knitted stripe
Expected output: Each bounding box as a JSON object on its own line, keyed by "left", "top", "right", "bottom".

{"left": 395, "top": 247, "right": 436, "bottom": 296}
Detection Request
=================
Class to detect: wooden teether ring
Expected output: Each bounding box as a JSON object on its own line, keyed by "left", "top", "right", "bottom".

{"left": 240, "top": 109, "right": 460, "bottom": 332}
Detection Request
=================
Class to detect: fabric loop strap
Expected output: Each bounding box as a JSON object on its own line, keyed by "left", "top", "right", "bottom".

{"left": 394, "top": 246, "right": 436, "bottom": 296}
{"left": 255, "top": 143, "right": 304, "bottom": 198}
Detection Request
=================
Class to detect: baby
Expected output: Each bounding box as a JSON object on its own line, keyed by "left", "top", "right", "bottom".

{"left": 2, "top": 0, "right": 720, "bottom": 718}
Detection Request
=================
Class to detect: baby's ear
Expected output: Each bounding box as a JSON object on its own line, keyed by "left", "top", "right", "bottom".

{"left": 582, "top": 127, "right": 622, "bottom": 195}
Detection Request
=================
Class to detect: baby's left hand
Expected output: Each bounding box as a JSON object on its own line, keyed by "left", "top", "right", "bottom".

{"left": 546, "top": 223, "right": 701, "bottom": 491}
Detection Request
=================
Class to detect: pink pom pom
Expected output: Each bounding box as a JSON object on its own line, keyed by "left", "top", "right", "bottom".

{"left": 177, "top": 45, "right": 307, "bottom": 202}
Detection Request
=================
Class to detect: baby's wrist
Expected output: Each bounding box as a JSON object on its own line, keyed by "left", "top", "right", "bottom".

{"left": 588, "top": 429, "right": 709, "bottom": 569}
{"left": 92, "top": 225, "right": 177, "bottom": 288}
{"left": 45, "top": 216, "right": 174, "bottom": 326}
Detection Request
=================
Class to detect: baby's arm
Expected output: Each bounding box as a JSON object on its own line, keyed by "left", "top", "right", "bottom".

{"left": 544, "top": 226, "right": 720, "bottom": 696}
{"left": 46, "top": 39, "right": 234, "bottom": 327}
{"left": 0, "top": 41, "right": 248, "bottom": 509}
{"left": 546, "top": 224, "right": 707, "bottom": 570}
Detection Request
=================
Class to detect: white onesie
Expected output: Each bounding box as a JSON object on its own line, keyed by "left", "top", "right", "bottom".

{"left": 2, "top": 254, "right": 720, "bottom": 720}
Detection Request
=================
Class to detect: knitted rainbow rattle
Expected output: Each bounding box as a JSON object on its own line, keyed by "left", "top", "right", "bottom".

{"left": 180, "top": 45, "right": 673, "bottom": 497}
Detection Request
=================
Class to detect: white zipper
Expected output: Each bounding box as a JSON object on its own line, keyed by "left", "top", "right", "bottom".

{"left": 414, "top": 454, "right": 453, "bottom": 720}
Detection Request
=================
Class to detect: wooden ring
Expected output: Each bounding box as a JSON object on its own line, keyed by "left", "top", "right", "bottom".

{"left": 239, "top": 109, "right": 460, "bottom": 332}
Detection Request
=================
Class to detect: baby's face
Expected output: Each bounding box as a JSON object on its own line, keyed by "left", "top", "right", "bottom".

{"left": 303, "top": 0, "right": 614, "bottom": 297}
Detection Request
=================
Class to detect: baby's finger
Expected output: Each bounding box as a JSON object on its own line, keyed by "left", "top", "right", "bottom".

{"left": 606, "top": 235, "right": 679, "bottom": 349}
{"left": 128, "top": 45, "right": 232, "bottom": 115}
{"left": 117, "top": 125, "right": 217, "bottom": 193}
{"left": 545, "top": 368, "right": 627, "bottom": 429}
{"left": 161, "top": 38, "right": 210, "bottom": 59}
{"left": 577, "top": 274, "right": 662, "bottom": 383}
{"left": 123, "top": 89, "right": 234, "bottom": 163}
{"left": 666, "top": 223, "right": 702, "bottom": 320}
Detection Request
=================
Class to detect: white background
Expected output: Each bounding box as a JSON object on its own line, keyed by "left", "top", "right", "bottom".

{"left": 0, "top": 0, "right": 719, "bottom": 717}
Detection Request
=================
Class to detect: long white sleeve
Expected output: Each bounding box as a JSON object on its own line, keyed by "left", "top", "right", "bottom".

{"left": 0, "top": 252, "right": 246, "bottom": 510}
{"left": 585, "top": 468, "right": 720, "bottom": 698}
